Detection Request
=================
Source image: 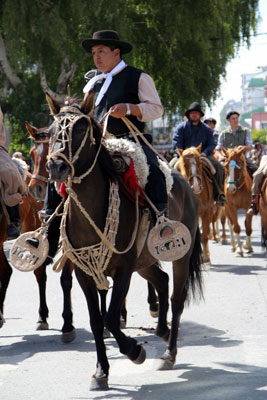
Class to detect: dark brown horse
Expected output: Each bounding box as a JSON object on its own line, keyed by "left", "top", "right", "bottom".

{"left": 0, "top": 134, "right": 75, "bottom": 342}
{"left": 26, "top": 121, "right": 159, "bottom": 330}
{"left": 45, "top": 93, "right": 203, "bottom": 391}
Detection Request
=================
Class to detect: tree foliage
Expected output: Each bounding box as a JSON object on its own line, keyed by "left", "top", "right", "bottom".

{"left": 0, "top": 0, "right": 260, "bottom": 153}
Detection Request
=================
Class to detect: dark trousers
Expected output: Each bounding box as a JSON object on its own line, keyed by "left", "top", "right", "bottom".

{"left": 44, "top": 180, "right": 62, "bottom": 257}
{"left": 129, "top": 134, "right": 168, "bottom": 210}
{"left": 246, "top": 157, "right": 258, "bottom": 177}
{"left": 6, "top": 204, "right": 20, "bottom": 223}
{"left": 207, "top": 155, "right": 225, "bottom": 199}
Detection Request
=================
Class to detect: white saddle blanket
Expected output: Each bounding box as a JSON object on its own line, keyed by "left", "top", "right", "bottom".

{"left": 105, "top": 138, "right": 173, "bottom": 194}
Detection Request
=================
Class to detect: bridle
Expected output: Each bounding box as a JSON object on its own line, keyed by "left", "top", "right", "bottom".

{"left": 226, "top": 159, "right": 245, "bottom": 190}
{"left": 183, "top": 156, "right": 203, "bottom": 193}
{"left": 31, "top": 135, "right": 50, "bottom": 184}
{"left": 47, "top": 106, "right": 99, "bottom": 184}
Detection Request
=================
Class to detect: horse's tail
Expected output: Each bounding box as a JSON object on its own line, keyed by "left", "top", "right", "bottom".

{"left": 187, "top": 226, "right": 204, "bottom": 301}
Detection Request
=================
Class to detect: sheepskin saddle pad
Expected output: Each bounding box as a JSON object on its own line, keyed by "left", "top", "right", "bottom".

{"left": 105, "top": 138, "right": 173, "bottom": 195}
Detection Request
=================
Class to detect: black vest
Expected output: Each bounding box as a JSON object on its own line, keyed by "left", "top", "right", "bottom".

{"left": 93, "top": 66, "right": 145, "bottom": 135}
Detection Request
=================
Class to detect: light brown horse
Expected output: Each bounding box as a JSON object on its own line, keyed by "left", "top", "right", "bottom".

{"left": 222, "top": 146, "right": 253, "bottom": 255}
{"left": 259, "top": 176, "right": 267, "bottom": 249}
{"left": 175, "top": 145, "right": 214, "bottom": 264}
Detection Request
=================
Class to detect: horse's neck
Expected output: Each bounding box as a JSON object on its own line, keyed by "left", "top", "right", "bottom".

{"left": 68, "top": 166, "right": 110, "bottom": 231}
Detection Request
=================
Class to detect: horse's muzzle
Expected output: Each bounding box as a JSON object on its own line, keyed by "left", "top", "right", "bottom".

{"left": 46, "top": 159, "right": 70, "bottom": 182}
{"left": 227, "top": 183, "right": 237, "bottom": 194}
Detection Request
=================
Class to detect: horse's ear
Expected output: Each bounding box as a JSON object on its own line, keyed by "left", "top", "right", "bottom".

{"left": 237, "top": 145, "right": 246, "bottom": 154}
{"left": 25, "top": 121, "right": 37, "bottom": 139}
{"left": 45, "top": 92, "right": 61, "bottom": 115}
{"left": 196, "top": 143, "right": 202, "bottom": 153}
{"left": 221, "top": 146, "right": 228, "bottom": 157}
{"left": 176, "top": 147, "right": 183, "bottom": 156}
{"left": 81, "top": 90, "right": 95, "bottom": 115}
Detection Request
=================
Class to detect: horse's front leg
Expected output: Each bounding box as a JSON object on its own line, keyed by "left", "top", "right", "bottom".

{"left": 201, "top": 213, "right": 211, "bottom": 264}
{"left": 74, "top": 268, "right": 109, "bottom": 391}
{"left": 34, "top": 265, "right": 49, "bottom": 330}
{"left": 220, "top": 209, "right": 228, "bottom": 244}
{"left": 227, "top": 209, "right": 242, "bottom": 256}
{"left": 0, "top": 247, "right": 13, "bottom": 328}
{"left": 243, "top": 213, "right": 253, "bottom": 253}
{"left": 60, "top": 259, "right": 76, "bottom": 343}
{"left": 105, "top": 270, "right": 146, "bottom": 364}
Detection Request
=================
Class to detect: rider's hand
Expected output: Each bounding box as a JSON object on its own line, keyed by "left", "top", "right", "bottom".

{"left": 200, "top": 152, "right": 207, "bottom": 157}
{"left": 109, "top": 103, "right": 128, "bottom": 119}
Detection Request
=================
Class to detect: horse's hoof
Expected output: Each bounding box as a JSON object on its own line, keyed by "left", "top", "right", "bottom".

{"left": 90, "top": 376, "right": 109, "bottom": 391}
{"left": 120, "top": 319, "right": 127, "bottom": 329}
{"left": 235, "top": 249, "right": 243, "bottom": 257}
{"left": 150, "top": 309, "right": 158, "bottom": 318}
{"left": 0, "top": 312, "right": 5, "bottom": 328}
{"left": 62, "top": 328, "right": 76, "bottom": 343}
{"left": 132, "top": 345, "right": 146, "bottom": 365}
{"left": 36, "top": 321, "right": 49, "bottom": 330}
{"left": 157, "top": 358, "right": 175, "bottom": 370}
{"left": 103, "top": 327, "right": 112, "bottom": 339}
{"left": 221, "top": 239, "right": 228, "bottom": 245}
{"left": 245, "top": 248, "right": 253, "bottom": 254}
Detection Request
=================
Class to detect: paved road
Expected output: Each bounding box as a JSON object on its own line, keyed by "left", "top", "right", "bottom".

{"left": 0, "top": 214, "right": 266, "bottom": 400}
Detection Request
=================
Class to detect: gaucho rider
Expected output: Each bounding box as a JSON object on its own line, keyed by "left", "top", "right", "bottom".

{"left": 27, "top": 30, "right": 168, "bottom": 263}
{"left": 172, "top": 102, "right": 226, "bottom": 204}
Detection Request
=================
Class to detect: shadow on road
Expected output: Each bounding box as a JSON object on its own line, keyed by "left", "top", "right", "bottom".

{"left": 210, "top": 264, "right": 266, "bottom": 275}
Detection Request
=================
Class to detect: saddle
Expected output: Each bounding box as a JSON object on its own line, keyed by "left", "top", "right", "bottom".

{"left": 200, "top": 156, "right": 216, "bottom": 180}
{"left": 105, "top": 138, "right": 173, "bottom": 205}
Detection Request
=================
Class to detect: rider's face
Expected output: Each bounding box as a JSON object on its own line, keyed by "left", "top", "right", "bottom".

{"left": 228, "top": 114, "right": 239, "bottom": 129}
{"left": 189, "top": 111, "right": 201, "bottom": 123}
{"left": 92, "top": 45, "right": 120, "bottom": 73}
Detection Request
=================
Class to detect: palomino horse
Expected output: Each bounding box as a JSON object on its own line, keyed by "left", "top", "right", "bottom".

{"left": 175, "top": 145, "right": 214, "bottom": 264}
{"left": 259, "top": 176, "right": 267, "bottom": 249}
{"left": 222, "top": 146, "right": 253, "bottom": 255}
{"left": 45, "top": 92, "right": 203, "bottom": 391}
{"left": 26, "top": 121, "right": 159, "bottom": 328}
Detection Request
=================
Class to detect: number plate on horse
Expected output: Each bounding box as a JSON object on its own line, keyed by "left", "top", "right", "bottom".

{"left": 10, "top": 231, "right": 49, "bottom": 272}
{"left": 147, "top": 220, "right": 192, "bottom": 261}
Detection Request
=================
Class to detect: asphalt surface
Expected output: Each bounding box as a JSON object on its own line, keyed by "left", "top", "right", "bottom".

{"left": 0, "top": 213, "right": 266, "bottom": 400}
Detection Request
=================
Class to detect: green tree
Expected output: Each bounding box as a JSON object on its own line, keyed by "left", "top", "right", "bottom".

{"left": 0, "top": 0, "right": 260, "bottom": 153}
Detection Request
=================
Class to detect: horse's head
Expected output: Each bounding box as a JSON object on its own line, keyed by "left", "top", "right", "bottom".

{"left": 26, "top": 121, "right": 50, "bottom": 201}
{"left": 178, "top": 144, "right": 203, "bottom": 194}
{"left": 45, "top": 92, "right": 97, "bottom": 183}
{"left": 223, "top": 146, "right": 246, "bottom": 194}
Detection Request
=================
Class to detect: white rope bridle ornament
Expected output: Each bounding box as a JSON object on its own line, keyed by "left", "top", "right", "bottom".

{"left": 48, "top": 106, "right": 139, "bottom": 290}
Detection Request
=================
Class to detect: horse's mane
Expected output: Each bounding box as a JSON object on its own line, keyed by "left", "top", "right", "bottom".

{"left": 90, "top": 118, "right": 118, "bottom": 182}
{"left": 179, "top": 147, "right": 200, "bottom": 176}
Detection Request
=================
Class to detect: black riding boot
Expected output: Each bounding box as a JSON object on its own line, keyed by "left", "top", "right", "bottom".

{"left": 6, "top": 204, "right": 21, "bottom": 239}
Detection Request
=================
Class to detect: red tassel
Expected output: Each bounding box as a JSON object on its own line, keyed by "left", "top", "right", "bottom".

{"left": 59, "top": 182, "right": 67, "bottom": 198}
{"left": 124, "top": 159, "right": 143, "bottom": 198}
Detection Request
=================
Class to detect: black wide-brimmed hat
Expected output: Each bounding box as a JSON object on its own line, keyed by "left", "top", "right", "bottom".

{"left": 82, "top": 30, "right": 132, "bottom": 54}
{"left": 185, "top": 102, "right": 204, "bottom": 118}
